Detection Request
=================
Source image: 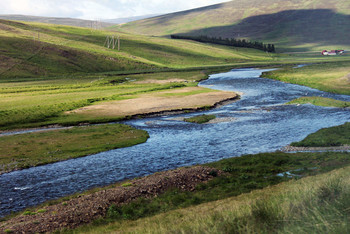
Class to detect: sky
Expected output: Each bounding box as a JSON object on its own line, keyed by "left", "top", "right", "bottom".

{"left": 0, "top": 0, "right": 229, "bottom": 19}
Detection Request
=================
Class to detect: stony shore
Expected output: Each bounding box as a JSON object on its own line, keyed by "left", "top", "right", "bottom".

{"left": 0, "top": 166, "right": 221, "bottom": 233}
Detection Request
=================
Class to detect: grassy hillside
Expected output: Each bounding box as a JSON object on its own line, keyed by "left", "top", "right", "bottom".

{"left": 0, "top": 19, "right": 282, "bottom": 79}
{"left": 0, "top": 15, "right": 113, "bottom": 28}
{"left": 120, "top": 0, "right": 350, "bottom": 51}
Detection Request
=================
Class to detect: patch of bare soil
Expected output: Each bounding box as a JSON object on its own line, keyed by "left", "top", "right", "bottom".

{"left": 134, "top": 79, "right": 188, "bottom": 84}
{"left": 67, "top": 87, "right": 238, "bottom": 117}
{"left": 0, "top": 166, "right": 221, "bottom": 233}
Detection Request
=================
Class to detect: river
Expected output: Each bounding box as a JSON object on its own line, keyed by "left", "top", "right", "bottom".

{"left": 0, "top": 68, "right": 349, "bottom": 217}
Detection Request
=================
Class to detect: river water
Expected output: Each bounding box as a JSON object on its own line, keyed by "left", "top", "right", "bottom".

{"left": 1, "top": 68, "right": 349, "bottom": 217}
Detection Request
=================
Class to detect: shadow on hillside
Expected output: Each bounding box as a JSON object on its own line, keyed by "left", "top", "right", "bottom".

{"left": 173, "top": 9, "right": 350, "bottom": 51}
{"left": 144, "top": 3, "right": 225, "bottom": 25}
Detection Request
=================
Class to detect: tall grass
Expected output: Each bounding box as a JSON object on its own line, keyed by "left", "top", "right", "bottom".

{"left": 80, "top": 165, "right": 350, "bottom": 234}
{"left": 262, "top": 61, "right": 350, "bottom": 95}
{"left": 67, "top": 151, "right": 350, "bottom": 233}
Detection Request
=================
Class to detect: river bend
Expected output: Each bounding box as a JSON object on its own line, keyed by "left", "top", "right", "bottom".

{"left": 0, "top": 68, "right": 349, "bottom": 217}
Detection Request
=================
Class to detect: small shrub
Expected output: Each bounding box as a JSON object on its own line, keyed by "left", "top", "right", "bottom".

{"left": 209, "top": 170, "right": 218, "bottom": 177}
{"left": 121, "top": 182, "right": 133, "bottom": 187}
{"left": 184, "top": 114, "right": 216, "bottom": 124}
{"left": 23, "top": 211, "right": 36, "bottom": 216}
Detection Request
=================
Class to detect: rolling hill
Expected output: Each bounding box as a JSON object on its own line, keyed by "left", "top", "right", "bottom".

{"left": 120, "top": 0, "right": 350, "bottom": 51}
{"left": 0, "top": 15, "right": 114, "bottom": 28}
{"left": 104, "top": 14, "right": 160, "bottom": 24}
{"left": 0, "top": 19, "right": 276, "bottom": 79}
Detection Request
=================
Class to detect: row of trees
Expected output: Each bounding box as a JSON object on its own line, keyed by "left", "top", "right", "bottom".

{"left": 171, "top": 35, "right": 276, "bottom": 53}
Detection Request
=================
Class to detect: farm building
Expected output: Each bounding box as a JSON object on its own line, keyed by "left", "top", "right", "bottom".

{"left": 322, "top": 50, "right": 345, "bottom": 55}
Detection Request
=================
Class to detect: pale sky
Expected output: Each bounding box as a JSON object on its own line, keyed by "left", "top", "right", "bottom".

{"left": 0, "top": 0, "right": 229, "bottom": 19}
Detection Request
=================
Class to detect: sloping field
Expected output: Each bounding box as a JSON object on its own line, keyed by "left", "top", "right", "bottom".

{"left": 0, "top": 19, "right": 275, "bottom": 79}
{"left": 120, "top": 0, "right": 350, "bottom": 51}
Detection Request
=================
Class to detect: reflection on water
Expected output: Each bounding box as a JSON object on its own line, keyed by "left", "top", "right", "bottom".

{"left": 0, "top": 68, "right": 349, "bottom": 217}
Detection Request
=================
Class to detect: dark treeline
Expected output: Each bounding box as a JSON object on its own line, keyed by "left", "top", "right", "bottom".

{"left": 171, "top": 35, "right": 276, "bottom": 53}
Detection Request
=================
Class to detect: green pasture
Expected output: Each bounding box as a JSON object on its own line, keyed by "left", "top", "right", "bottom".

{"left": 0, "top": 124, "right": 149, "bottom": 174}
{"left": 291, "top": 122, "right": 350, "bottom": 147}
{"left": 263, "top": 61, "right": 350, "bottom": 95}
{"left": 0, "top": 19, "right": 281, "bottom": 80}
{"left": 0, "top": 70, "right": 210, "bottom": 130}
{"left": 287, "top": 96, "right": 350, "bottom": 108}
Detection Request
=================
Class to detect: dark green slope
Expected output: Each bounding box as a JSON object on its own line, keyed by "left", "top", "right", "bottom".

{"left": 120, "top": 0, "right": 350, "bottom": 51}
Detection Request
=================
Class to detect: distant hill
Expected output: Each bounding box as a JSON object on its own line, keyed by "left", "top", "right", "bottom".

{"left": 0, "top": 15, "right": 114, "bottom": 28}
{"left": 104, "top": 14, "right": 160, "bottom": 24}
{"left": 120, "top": 0, "right": 350, "bottom": 51}
{"left": 0, "top": 19, "right": 274, "bottom": 79}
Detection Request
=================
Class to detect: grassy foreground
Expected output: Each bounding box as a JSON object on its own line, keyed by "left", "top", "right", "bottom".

{"left": 291, "top": 122, "right": 350, "bottom": 147}
{"left": 67, "top": 151, "right": 350, "bottom": 233}
{"left": 0, "top": 124, "right": 149, "bottom": 174}
{"left": 80, "top": 164, "right": 350, "bottom": 234}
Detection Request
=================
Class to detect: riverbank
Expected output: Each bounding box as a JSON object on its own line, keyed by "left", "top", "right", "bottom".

{"left": 0, "top": 124, "right": 149, "bottom": 175}
{"left": 2, "top": 151, "right": 350, "bottom": 233}
{"left": 262, "top": 61, "right": 350, "bottom": 95}
{"left": 0, "top": 166, "right": 220, "bottom": 233}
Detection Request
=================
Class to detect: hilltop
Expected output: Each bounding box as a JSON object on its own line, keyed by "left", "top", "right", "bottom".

{"left": 120, "top": 0, "right": 350, "bottom": 51}
{"left": 0, "top": 15, "right": 114, "bottom": 28}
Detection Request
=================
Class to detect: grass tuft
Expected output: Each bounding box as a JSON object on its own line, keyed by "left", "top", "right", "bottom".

{"left": 184, "top": 114, "right": 216, "bottom": 124}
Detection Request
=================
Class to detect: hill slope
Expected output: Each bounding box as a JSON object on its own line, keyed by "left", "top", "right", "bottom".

{"left": 120, "top": 0, "right": 350, "bottom": 51}
{"left": 0, "top": 19, "right": 277, "bottom": 79}
{"left": 0, "top": 15, "right": 114, "bottom": 28}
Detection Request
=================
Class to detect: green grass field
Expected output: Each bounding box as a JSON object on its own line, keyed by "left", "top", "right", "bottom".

{"left": 0, "top": 124, "right": 149, "bottom": 174}
{"left": 291, "top": 122, "right": 350, "bottom": 147}
{"left": 263, "top": 61, "right": 350, "bottom": 95}
{"left": 0, "top": 19, "right": 281, "bottom": 80}
{"left": 0, "top": 69, "right": 226, "bottom": 130}
{"left": 287, "top": 96, "right": 350, "bottom": 108}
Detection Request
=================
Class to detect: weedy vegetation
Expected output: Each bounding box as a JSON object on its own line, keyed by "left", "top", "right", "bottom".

{"left": 287, "top": 96, "right": 350, "bottom": 108}
{"left": 69, "top": 151, "right": 350, "bottom": 233}
{"left": 291, "top": 122, "right": 350, "bottom": 147}
{"left": 0, "top": 124, "right": 149, "bottom": 174}
{"left": 184, "top": 114, "right": 216, "bottom": 124}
